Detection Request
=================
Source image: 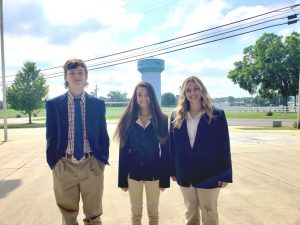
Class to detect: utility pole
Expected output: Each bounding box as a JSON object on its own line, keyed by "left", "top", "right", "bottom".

{"left": 0, "top": 0, "right": 8, "bottom": 141}
{"left": 297, "top": 71, "right": 300, "bottom": 128}
{"left": 95, "top": 84, "right": 98, "bottom": 98}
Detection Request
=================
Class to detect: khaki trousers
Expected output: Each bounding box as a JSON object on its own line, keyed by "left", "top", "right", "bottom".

{"left": 53, "top": 156, "right": 105, "bottom": 225}
{"left": 128, "top": 178, "right": 160, "bottom": 225}
{"left": 179, "top": 185, "right": 220, "bottom": 225}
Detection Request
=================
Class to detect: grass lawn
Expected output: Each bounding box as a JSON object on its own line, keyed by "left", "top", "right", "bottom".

{"left": 0, "top": 123, "right": 46, "bottom": 129}
{"left": 238, "top": 126, "right": 298, "bottom": 130}
{"left": 0, "top": 107, "right": 298, "bottom": 130}
{"left": 225, "top": 111, "right": 296, "bottom": 119}
{"left": 2, "top": 107, "right": 296, "bottom": 119}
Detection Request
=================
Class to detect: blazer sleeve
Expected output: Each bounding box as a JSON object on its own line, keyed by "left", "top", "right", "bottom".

{"left": 45, "top": 100, "right": 58, "bottom": 169}
{"left": 159, "top": 116, "right": 170, "bottom": 188}
{"left": 99, "top": 100, "right": 110, "bottom": 164}
{"left": 216, "top": 110, "right": 232, "bottom": 183}
{"left": 118, "top": 141, "right": 130, "bottom": 188}
{"left": 169, "top": 112, "right": 176, "bottom": 177}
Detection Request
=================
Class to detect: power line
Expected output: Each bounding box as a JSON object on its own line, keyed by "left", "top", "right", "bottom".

{"left": 33, "top": 17, "right": 299, "bottom": 80}
{"left": 1, "top": 4, "right": 300, "bottom": 86}
{"left": 87, "top": 21, "right": 296, "bottom": 71}
{"left": 1, "top": 18, "right": 298, "bottom": 85}
{"left": 40, "top": 3, "right": 300, "bottom": 72}
{"left": 84, "top": 13, "right": 296, "bottom": 69}
{"left": 45, "top": 12, "right": 300, "bottom": 74}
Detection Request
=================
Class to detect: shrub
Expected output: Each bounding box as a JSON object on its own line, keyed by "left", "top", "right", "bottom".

{"left": 16, "top": 114, "right": 22, "bottom": 118}
{"left": 292, "top": 121, "right": 299, "bottom": 128}
{"left": 266, "top": 110, "right": 273, "bottom": 116}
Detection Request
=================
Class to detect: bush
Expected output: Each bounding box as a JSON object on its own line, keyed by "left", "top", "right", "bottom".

{"left": 266, "top": 110, "right": 273, "bottom": 116}
{"left": 16, "top": 114, "right": 22, "bottom": 118}
{"left": 292, "top": 121, "right": 300, "bottom": 128}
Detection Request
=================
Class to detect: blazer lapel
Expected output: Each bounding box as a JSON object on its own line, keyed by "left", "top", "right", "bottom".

{"left": 192, "top": 115, "right": 210, "bottom": 151}
{"left": 85, "top": 93, "right": 93, "bottom": 132}
{"left": 180, "top": 120, "right": 192, "bottom": 151}
{"left": 58, "top": 93, "right": 68, "bottom": 136}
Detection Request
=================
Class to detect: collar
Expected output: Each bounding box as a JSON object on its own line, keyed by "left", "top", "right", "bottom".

{"left": 67, "top": 91, "right": 86, "bottom": 103}
{"left": 136, "top": 115, "right": 152, "bottom": 128}
{"left": 186, "top": 111, "right": 203, "bottom": 120}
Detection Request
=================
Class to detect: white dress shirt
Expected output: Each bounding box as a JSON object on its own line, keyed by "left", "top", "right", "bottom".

{"left": 186, "top": 112, "right": 203, "bottom": 148}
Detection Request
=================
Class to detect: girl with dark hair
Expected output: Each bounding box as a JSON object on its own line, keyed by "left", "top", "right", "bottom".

{"left": 114, "top": 81, "right": 170, "bottom": 225}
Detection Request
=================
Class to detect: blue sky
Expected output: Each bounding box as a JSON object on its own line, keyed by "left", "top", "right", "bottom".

{"left": 1, "top": 0, "right": 300, "bottom": 100}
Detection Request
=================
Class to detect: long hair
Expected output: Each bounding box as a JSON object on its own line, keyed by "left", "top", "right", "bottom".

{"left": 114, "top": 82, "right": 168, "bottom": 148}
{"left": 173, "top": 76, "right": 214, "bottom": 128}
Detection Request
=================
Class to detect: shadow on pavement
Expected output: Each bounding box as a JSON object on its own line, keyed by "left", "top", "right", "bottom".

{"left": 0, "top": 179, "right": 22, "bottom": 198}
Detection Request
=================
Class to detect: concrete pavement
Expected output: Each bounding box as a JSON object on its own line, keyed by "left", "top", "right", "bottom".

{"left": 0, "top": 124, "right": 300, "bottom": 225}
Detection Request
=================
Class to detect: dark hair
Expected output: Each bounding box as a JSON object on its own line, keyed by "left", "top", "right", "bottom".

{"left": 63, "top": 58, "right": 88, "bottom": 88}
{"left": 114, "top": 82, "right": 168, "bottom": 148}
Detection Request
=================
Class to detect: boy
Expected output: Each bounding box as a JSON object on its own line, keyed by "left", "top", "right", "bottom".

{"left": 46, "top": 58, "right": 109, "bottom": 225}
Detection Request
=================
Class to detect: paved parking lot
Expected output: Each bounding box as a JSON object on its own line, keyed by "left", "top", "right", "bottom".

{"left": 0, "top": 124, "right": 300, "bottom": 225}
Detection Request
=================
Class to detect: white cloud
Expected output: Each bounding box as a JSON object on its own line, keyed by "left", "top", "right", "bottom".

{"left": 222, "top": 5, "right": 268, "bottom": 25}
{"left": 161, "top": 70, "right": 251, "bottom": 98}
{"left": 158, "top": 7, "right": 184, "bottom": 31}
{"left": 176, "top": 0, "right": 229, "bottom": 36}
{"left": 43, "top": 0, "right": 122, "bottom": 25}
{"left": 41, "top": 0, "right": 142, "bottom": 34}
{"left": 2, "top": 0, "right": 296, "bottom": 101}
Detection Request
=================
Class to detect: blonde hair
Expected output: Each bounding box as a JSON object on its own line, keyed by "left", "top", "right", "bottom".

{"left": 173, "top": 76, "right": 214, "bottom": 128}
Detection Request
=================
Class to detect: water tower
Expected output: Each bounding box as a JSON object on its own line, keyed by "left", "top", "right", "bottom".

{"left": 137, "top": 58, "right": 164, "bottom": 105}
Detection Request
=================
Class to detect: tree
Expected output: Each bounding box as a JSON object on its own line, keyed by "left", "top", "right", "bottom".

{"left": 161, "top": 92, "right": 176, "bottom": 106}
{"left": 253, "top": 95, "right": 269, "bottom": 106}
{"left": 107, "top": 91, "right": 127, "bottom": 102}
{"left": 227, "top": 96, "right": 235, "bottom": 106}
{"left": 6, "top": 61, "right": 48, "bottom": 124}
{"left": 228, "top": 32, "right": 300, "bottom": 106}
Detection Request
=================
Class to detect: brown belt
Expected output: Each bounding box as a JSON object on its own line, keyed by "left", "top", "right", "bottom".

{"left": 64, "top": 152, "right": 93, "bottom": 159}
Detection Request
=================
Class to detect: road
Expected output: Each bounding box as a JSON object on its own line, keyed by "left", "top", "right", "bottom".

{"left": 0, "top": 126, "right": 300, "bottom": 225}
{"left": 227, "top": 118, "right": 295, "bottom": 127}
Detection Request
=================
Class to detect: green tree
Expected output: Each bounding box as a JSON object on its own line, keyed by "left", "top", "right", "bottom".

{"left": 253, "top": 95, "right": 269, "bottom": 106}
{"left": 161, "top": 92, "right": 176, "bottom": 106}
{"left": 228, "top": 32, "right": 300, "bottom": 106}
{"left": 107, "top": 91, "right": 127, "bottom": 102}
{"left": 6, "top": 61, "right": 48, "bottom": 123}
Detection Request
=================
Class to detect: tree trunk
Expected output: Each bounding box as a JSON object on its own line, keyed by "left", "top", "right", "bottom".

{"left": 29, "top": 112, "right": 32, "bottom": 124}
{"left": 282, "top": 96, "right": 288, "bottom": 106}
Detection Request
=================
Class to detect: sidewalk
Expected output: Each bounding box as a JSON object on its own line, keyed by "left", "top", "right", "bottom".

{"left": 0, "top": 125, "right": 300, "bottom": 225}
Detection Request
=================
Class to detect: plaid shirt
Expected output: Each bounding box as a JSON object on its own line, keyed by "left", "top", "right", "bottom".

{"left": 66, "top": 91, "right": 91, "bottom": 161}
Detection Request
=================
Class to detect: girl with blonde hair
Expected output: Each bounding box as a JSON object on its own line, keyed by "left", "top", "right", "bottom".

{"left": 170, "top": 76, "right": 232, "bottom": 225}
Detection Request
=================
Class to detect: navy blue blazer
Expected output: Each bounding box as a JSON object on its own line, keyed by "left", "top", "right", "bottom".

{"left": 169, "top": 108, "right": 232, "bottom": 188}
{"left": 118, "top": 117, "right": 170, "bottom": 189}
{"left": 46, "top": 92, "right": 109, "bottom": 169}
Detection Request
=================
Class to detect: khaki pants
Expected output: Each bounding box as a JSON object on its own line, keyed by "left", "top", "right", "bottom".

{"left": 53, "top": 156, "right": 105, "bottom": 225}
{"left": 179, "top": 185, "right": 220, "bottom": 225}
{"left": 128, "top": 178, "right": 160, "bottom": 225}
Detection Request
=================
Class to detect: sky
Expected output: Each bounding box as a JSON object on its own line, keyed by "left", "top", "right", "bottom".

{"left": 1, "top": 0, "right": 300, "bottom": 100}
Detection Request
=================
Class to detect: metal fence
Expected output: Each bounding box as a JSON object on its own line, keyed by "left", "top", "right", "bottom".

{"left": 219, "top": 105, "right": 297, "bottom": 113}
